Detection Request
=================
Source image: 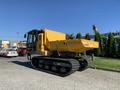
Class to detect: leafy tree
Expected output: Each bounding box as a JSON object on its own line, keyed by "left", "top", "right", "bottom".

{"left": 106, "top": 32, "right": 114, "bottom": 57}
{"left": 112, "top": 37, "right": 117, "bottom": 57}
{"left": 92, "top": 25, "right": 101, "bottom": 56}
{"left": 94, "top": 31, "right": 101, "bottom": 56}
{"left": 100, "top": 35, "right": 107, "bottom": 56}
{"left": 85, "top": 33, "right": 90, "bottom": 40}
{"left": 117, "top": 38, "right": 120, "bottom": 57}
{"left": 115, "top": 37, "right": 120, "bottom": 57}
{"left": 69, "top": 33, "right": 75, "bottom": 39}
{"left": 76, "top": 32, "right": 82, "bottom": 39}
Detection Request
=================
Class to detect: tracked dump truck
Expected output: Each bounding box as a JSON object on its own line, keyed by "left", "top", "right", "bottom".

{"left": 25, "top": 29, "right": 99, "bottom": 76}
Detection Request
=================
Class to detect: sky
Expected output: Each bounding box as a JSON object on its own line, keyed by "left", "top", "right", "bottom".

{"left": 0, "top": 0, "right": 120, "bottom": 40}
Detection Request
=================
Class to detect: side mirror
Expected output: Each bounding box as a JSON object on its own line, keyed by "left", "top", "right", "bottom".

{"left": 24, "top": 34, "right": 26, "bottom": 38}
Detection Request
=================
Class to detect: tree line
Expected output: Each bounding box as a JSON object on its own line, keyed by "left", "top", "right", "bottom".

{"left": 94, "top": 31, "right": 120, "bottom": 58}
{"left": 66, "top": 27, "right": 120, "bottom": 58}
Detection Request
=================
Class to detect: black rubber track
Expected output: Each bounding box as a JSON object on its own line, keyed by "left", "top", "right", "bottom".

{"left": 31, "top": 56, "right": 80, "bottom": 77}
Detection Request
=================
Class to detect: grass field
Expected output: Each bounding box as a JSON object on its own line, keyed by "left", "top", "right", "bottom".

{"left": 91, "top": 57, "right": 120, "bottom": 71}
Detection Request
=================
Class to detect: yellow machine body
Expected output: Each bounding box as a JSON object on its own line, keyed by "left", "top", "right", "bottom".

{"left": 26, "top": 28, "right": 99, "bottom": 76}
{"left": 37, "top": 29, "right": 99, "bottom": 55}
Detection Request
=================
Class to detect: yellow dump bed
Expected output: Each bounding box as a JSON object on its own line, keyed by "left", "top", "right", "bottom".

{"left": 47, "top": 39, "right": 99, "bottom": 53}
{"left": 38, "top": 29, "right": 99, "bottom": 53}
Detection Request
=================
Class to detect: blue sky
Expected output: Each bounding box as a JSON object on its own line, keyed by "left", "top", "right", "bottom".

{"left": 0, "top": 0, "right": 120, "bottom": 40}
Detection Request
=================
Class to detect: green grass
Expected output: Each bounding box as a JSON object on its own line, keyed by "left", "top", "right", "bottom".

{"left": 91, "top": 57, "right": 120, "bottom": 71}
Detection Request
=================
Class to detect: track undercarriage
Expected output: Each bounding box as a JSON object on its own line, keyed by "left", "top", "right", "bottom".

{"left": 30, "top": 55, "right": 89, "bottom": 77}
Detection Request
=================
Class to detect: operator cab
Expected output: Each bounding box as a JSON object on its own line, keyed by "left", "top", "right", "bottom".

{"left": 25, "top": 30, "right": 40, "bottom": 53}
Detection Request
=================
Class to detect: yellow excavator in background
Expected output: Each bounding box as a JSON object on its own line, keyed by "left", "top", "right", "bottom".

{"left": 25, "top": 28, "right": 99, "bottom": 76}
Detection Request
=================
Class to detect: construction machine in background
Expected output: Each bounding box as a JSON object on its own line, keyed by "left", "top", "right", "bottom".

{"left": 25, "top": 29, "right": 99, "bottom": 76}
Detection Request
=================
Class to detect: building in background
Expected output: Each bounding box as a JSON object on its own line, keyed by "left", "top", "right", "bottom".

{"left": 0, "top": 40, "right": 10, "bottom": 48}
{"left": 10, "top": 40, "right": 26, "bottom": 48}
{"left": 16, "top": 41, "right": 26, "bottom": 47}
{"left": 0, "top": 40, "right": 26, "bottom": 49}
